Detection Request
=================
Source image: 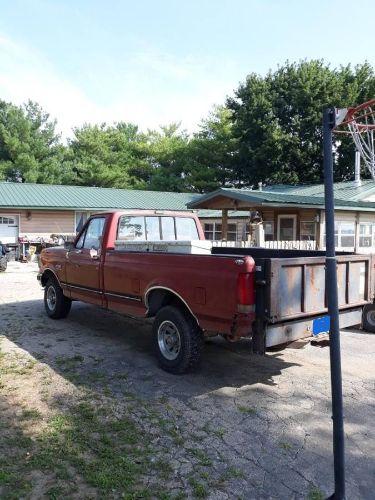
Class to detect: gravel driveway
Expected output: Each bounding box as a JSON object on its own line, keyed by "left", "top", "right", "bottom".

{"left": 0, "top": 261, "right": 374, "bottom": 499}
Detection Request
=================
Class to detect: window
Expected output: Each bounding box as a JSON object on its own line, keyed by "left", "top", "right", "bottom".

{"left": 278, "top": 215, "right": 296, "bottom": 241}
{"left": 340, "top": 222, "right": 355, "bottom": 248}
{"left": 161, "top": 217, "right": 175, "bottom": 240}
{"left": 145, "top": 217, "right": 161, "bottom": 240}
{"left": 204, "top": 223, "right": 218, "bottom": 240}
{"left": 76, "top": 217, "right": 106, "bottom": 250}
{"left": 204, "top": 222, "right": 237, "bottom": 241}
{"left": 0, "top": 217, "right": 15, "bottom": 225}
{"left": 176, "top": 217, "right": 199, "bottom": 240}
{"left": 300, "top": 221, "right": 316, "bottom": 241}
{"left": 264, "top": 221, "right": 274, "bottom": 241}
{"left": 118, "top": 216, "right": 146, "bottom": 240}
{"left": 324, "top": 221, "right": 355, "bottom": 249}
{"left": 359, "top": 223, "right": 374, "bottom": 248}
{"left": 117, "top": 216, "right": 198, "bottom": 241}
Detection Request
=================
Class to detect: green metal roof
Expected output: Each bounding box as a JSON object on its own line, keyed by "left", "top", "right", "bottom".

{"left": 263, "top": 180, "right": 375, "bottom": 202}
{"left": 188, "top": 184, "right": 375, "bottom": 212}
{"left": 0, "top": 182, "right": 199, "bottom": 211}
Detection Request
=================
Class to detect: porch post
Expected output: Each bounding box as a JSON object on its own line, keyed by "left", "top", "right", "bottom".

{"left": 222, "top": 209, "right": 228, "bottom": 241}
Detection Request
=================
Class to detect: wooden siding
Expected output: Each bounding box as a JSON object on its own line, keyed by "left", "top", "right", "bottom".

{"left": 0, "top": 209, "right": 75, "bottom": 238}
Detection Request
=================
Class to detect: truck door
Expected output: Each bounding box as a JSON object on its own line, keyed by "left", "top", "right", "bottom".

{"left": 65, "top": 216, "right": 106, "bottom": 305}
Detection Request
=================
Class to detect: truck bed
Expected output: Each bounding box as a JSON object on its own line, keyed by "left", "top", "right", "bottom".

{"left": 212, "top": 247, "right": 374, "bottom": 350}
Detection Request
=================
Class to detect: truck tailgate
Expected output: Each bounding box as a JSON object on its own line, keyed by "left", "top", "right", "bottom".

{"left": 264, "top": 254, "right": 373, "bottom": 323}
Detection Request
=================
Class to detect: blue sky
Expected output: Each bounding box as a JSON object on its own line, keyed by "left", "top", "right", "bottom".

{"left": 0, "top": 0, "right": 374, "bottom": 137}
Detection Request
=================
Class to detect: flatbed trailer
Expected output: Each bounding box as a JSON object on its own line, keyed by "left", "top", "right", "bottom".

{"left": 212, "top": 247, "right": 375, "bottom": 353}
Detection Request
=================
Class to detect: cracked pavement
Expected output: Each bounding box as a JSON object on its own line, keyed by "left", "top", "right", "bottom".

{"left": 0, "top": 261, "right": 374, "bottom": 499}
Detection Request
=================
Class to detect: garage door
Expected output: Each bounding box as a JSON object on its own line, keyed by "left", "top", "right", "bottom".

{"left": 0, "top": 215, "right": 19, "bottom": 244}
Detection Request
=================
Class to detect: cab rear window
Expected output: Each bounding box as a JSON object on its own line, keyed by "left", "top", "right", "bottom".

{"left": 117, "top": 216, "right": 198, "bottom": 241}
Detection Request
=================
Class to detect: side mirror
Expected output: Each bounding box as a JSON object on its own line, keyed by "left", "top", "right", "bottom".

{"left": 64, "top": 242, "right": 74, "bottom": 251}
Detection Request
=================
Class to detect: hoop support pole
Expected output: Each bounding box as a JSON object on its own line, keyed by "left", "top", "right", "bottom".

{"left": 323, "top": 107, "right": 345, "bottom": 500}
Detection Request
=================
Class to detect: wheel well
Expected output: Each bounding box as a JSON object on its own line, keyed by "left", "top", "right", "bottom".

{"left": 146, "top": 288, "right": 197, "bottom": 323}
{"left": 41, "top": 269, "right": 59, "bottom": 287}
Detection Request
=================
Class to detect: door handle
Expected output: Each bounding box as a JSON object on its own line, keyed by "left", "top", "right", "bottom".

{"left": 75, "top": 249, "right": 82, "bottom": 254}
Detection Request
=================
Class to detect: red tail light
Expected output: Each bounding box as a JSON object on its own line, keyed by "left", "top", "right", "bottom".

{"left": 237, "top": 273, "right": 253, "bottom": 305}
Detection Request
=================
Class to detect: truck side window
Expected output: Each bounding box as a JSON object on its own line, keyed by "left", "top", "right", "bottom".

{"left": 82, "top": 217, "right": 106, "bottom": 250}
{"left": 175, "top": 218, "right": 199, "bottom": 240}
{"left": 118, "top": 216, "right": 146, "bottom": 240}
{"left": 161, "top": 217, "right": 176, "bottom": 240}
{"left": 145, "top": 217, "right": 161, "bottom": 241}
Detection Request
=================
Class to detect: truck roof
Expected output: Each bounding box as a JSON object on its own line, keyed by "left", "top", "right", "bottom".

{"left": 92, "top": 209, "right": 197, "bottom": 217}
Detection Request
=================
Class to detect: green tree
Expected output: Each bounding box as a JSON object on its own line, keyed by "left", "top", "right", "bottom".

{"left": 227, "top": 60, "right": 375, "bottom": 186}
{"left": 66, "top": 122, "right": 151, "bottom": 188}
{"left": 186, "top": 106, "right": 239, "bottom": 192}
{"left": 146, "top": 123, "right": 190, "bottom": 192}
{"left": 0, "top": 100, "right": 68, "bottom": 183}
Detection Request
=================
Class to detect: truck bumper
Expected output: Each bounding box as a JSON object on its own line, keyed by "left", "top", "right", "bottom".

{"left": 266, "top": 307, "right": 363, "bottom": 348}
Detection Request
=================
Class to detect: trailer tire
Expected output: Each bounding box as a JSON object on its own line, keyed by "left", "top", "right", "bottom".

{"left": 0, "top": 256, "right": 7, "bottom": 272}
{"left": 153, "top": 305, "right": 203, "bottom": 374}
{"left": 44, "top": 277, "right": 71, "bottom": 319}
{"left": 362, "top": 304, "right": 375, "bottom": 333}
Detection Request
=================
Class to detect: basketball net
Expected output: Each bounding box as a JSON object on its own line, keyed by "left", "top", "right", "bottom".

{"left": 335, "top": 99, "right": 375, "bottom": 179}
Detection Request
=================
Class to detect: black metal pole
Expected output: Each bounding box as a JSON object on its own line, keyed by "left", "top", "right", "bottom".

{"left": 323, "top": 108, "right": 345, "bottom": 499}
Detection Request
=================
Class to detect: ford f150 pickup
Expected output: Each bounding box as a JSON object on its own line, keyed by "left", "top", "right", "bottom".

{"left": 38, "top": 210, "right": 375, "bottom": 373}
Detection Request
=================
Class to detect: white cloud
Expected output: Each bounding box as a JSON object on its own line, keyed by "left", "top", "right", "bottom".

{"left": 0, "top": 34, "right": 238, "bottom": 138}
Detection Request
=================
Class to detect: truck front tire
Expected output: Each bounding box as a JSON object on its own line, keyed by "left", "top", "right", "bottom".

{"left": 153, "top": 306, "right": 203, "bottom": 374}
{"left": 44, "top": 277, "right": 72, "bottom": 319}
{"left": 362, "top": 304, "right": 375, "bottom": 333}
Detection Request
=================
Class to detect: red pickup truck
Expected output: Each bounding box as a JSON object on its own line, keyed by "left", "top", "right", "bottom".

{"left": 39, "top": 210, "right": 375, "bottom": 373}
{"left": 38, "top": 211, "right": 256, "bottom": 373}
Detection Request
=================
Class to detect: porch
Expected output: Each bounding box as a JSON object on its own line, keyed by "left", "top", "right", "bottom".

{"left": 192, "top": 188, "right": 375, "bottom": 254}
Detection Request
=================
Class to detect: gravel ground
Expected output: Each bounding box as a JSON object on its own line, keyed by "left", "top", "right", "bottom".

{"left": 0, "top": 261, "right": 374, "bottom": 499}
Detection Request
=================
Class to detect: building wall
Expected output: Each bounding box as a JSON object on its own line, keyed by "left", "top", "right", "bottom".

{"left": 0, "top": 209, "right": 76, "bottom": 240}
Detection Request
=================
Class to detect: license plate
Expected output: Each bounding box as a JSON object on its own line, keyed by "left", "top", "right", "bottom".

{"left": 312, "top": 315, "right": 330, "bottom": 336}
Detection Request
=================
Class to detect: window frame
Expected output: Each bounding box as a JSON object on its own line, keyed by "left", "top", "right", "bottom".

{"left": 75, "top": 216, "right": 106, "bottom": 251}
{"left": 277, "top": 214, "right": 297, "bottom": 241}
{"left": 117, "top": 215, "right": 198, "bottom": 242}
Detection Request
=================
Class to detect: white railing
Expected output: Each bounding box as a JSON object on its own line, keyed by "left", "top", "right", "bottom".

{"left": 211, "top": 239, "right": 317, "bottom": 250}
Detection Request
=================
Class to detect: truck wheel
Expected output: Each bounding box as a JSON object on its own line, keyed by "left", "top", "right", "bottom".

{"left": 153, "top": 306, "right": 203, "bottom": 374}
{"left": 362, "top": 304, "right": 375, "bottom": 333}
{"left": 44, "top": 277, "right": 72, "bottom": 319}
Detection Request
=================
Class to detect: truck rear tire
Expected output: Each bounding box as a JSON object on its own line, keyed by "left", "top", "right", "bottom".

{"left": 153, "top": 305, "right": 203, "bottom": 374}
{"left": 362, "top": 304, "right": 375, "bottom": 333}
{"left": 44, "top": 277, "right": 72, "bottom": 319}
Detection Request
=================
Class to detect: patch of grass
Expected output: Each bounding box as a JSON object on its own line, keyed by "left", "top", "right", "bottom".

{"left": 212, "top": 427, "right": 226, "bottom": 438}
{"left": 0, "top": 470, "right": 13, "bottom": 484}
{"left": 20, "top": 408, "right": 42, "bottom": 420}
{"left": 25, "top": 401, "right": 154, "bottom": 496}
{"left": 154, "top": 459, "right": 173, "bottom": 480}
{"left": 189, "top": 478, "right": 208, "bottom": 499}
{"left": 307, "top": 487, "right": 325, "bottom": 500}
{"left": 219, "top": 466, "right": 245, "bottom": 482}
{"left": 279, "top": 441, "right": 292, "bottom": 451}
{"left": 237, "top": 405, "right": 257, "bottom": 415}
{"left": 187, "top": 448, "right": 212, "bottom": 467}
{"left": 47, "top": 485, "right": 65, "bottom": 499}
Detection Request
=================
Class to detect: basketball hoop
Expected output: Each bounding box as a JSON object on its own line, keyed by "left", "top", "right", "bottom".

{"left": 334, "top": 98, "right": 375, "bottom": 178}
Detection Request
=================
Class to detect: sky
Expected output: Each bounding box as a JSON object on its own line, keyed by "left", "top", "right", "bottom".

{"left": 0, "top": 0, "right": 374, "bottom": 138}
